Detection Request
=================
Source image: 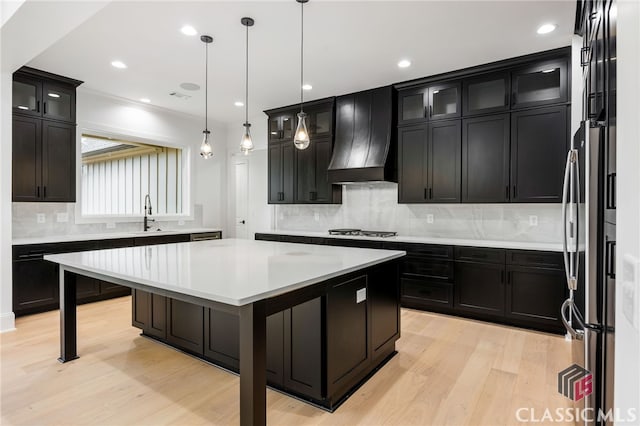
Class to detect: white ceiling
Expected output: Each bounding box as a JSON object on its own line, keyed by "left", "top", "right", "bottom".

{"left": 28, "top": 1, "right": 576, "bottom": 125}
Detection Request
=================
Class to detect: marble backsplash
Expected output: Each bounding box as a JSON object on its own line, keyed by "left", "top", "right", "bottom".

{"left": 275, "top": 183, "right": 563, "bottom": 243}
{"left": 12, "top": 202, "right": 204, "bottom": 239}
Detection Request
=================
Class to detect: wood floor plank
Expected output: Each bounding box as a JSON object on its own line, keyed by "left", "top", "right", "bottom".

{"left": 1, "top": 297, "right": 573, "bottom": 425}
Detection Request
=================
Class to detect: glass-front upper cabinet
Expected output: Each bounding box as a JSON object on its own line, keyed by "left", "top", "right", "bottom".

{"left": 307, "top": 108, "right": 333, "bottom": 137}
{"left": 268, "top": 112, "right": 296, "bottom": 142}
{"left": 428, "top": 82, "right": 461, "bottom": 120}
{"left": 511, "top": 59, "right": 568, "bottom": 109}
{"left": 12, "top": 75, "right": 41, "bottom": 117}
{"left": 398, "top": 87, "right": 428, "bottom": 125}
{"left": 463, "top": 72, "right": 510, "bottom": 116}
{"left": 42, "top": 83, "right": 74, "bottom": 122}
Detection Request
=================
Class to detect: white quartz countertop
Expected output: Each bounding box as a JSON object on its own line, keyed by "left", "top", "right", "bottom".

{"left": 44, "top": 238, "right": 406, "bottom": 306}
{"left": 256, "top": 230, "right": 565, "bottom": 252}
{"left": 12, "top": 228, "right": 222, "bottom": 246}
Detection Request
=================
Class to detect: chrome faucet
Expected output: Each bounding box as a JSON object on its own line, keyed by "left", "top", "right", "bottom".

{"left": 143, "top": 194, "right": 155, "bottom": 231}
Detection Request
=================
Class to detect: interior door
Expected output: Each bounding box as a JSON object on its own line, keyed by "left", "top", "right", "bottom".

{"left": 235, "top": 161, "right": 248, "bottom": 239}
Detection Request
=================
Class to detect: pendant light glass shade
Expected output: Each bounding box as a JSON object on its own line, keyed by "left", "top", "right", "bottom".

{"left": 294, "top": 112, "right": 310, "bottom": 150}
{"left": 294, "top": 0, "right": 310, "bottom": 151}
{"left": 240, "top": 123, "right": 253, "bottom": 155}
{"left": 200, "top": 130, "right": 213, "bottom": 158}
{"left": 199, "top": 35, "right": 214, "bottom": 159}
{"left": 240, "top": 17, "right": 255, "bottom": 155}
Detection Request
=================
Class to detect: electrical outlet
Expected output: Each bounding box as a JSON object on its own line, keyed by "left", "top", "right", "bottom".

{"left": 314, "top": 212, "right": 320, "bottom": 222}
{"left": 356, "top": 288, "right": 367, "bottom": 304}
{"left": 56, "top": 212, "right": 68, "bottom": 223}
{"left": 178, "top": 220, "right": 185, "bottom": 226}
{"left": 106, "top": 222, "right": 116, "bottom": 229}
{"left": 427, "top": 214, "right": 434, "bottom": 224}
{"left": 36, "top": 213, "right": 45, "bottom": 224}
{"left": 529, "top": 215, "right": 539, "bottom": 226}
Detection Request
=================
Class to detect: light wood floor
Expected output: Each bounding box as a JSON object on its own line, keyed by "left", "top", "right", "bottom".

{"left": 1, "top": 296, "right": 574, "bottom": 426}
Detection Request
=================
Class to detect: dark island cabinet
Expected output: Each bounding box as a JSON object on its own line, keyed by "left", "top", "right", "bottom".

{"left": 166, "top": 299, "right": 204, "bottom": 355}
{"left": 12, "top": 67, "right": 81, "bottom": 203}
{"left": 461, "top": 114, "right": 510, "bottom": 202}
{"left": 132, "top": 290, "right": 167, "bottom": 340}
{"left": 510, "top": 105, "right": 568, "bottom": 202}
{"left": 398, "top": 120, "right": 461, "bottom": 203}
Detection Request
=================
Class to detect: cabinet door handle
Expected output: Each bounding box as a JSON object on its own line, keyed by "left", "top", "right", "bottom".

{"left": 608, "top": 173, "right": 616, "bottom": 209}
{"left": 505, "top": 185, "right": 509, "bottom": 200}
{"left": 606, "top": 240, "right": 616, "bottom": 279}
{"left": 43, "top": 186, "right": 47, "bottom": 198}
{"left": 36, "top": 101, "right": 40, "bottom": 113}
{"left": 429, "top": 188, "right": 433, "bottom": 200}
{"left": 512, "top": 185, "right": 517, "bottom": 199}
{"left": 37, "top": 186, "right": 40, "bottom": 198}
{"left": 43, "top": 102, "right": 47, "bottom": 115}
{"left": 581, "top": 46, "right": 591, "bottom": 67}
{"left": 423, "top": 188, "right": 427, "bottom": 200}
{"left": 429, "top": 105, "right": 433, "bottom": 118}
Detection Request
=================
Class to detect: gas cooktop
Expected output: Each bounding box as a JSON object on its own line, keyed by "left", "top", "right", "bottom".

{"left": 328, "top": 229, "right": 397, "bottom": 238}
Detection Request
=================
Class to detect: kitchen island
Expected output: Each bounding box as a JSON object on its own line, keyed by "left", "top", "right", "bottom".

{"left": 45, "top": 239, "right": 405, "bottom": 426}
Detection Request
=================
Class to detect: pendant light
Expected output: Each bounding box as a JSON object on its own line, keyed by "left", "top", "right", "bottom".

{"left": 294, "top": 0, "right": 310, "bottom": 150}
{"left": 240, "top": 17, "right": 255, "bottom": 155}
{"left": 199, "top": 35, "right": 214, "bottom": 159}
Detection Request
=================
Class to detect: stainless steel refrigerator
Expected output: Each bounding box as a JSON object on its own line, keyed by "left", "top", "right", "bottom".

{"left": 561, "top": 120, "right": 616, "bottom": 425}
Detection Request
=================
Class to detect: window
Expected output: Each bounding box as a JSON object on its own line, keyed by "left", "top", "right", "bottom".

{"left": 81, "top": 134, "right": 185, "bottom": 216}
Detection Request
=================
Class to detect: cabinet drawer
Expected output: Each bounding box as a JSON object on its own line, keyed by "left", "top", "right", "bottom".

{"left": 506, "top": 250, "right": 563, "bottom": 269}
{"left": 402, "top": 255, "right": 453, "bottom": 282}
{"left": 280, "top": 235, "right": 314, "bottom": 244}
{"left": 325, "top": 238, "right": 383, "bottom": 249}
{"left": 255, "top": 233, "right": 281, "bottom": 242}
{"left": 455, "top": 246, "right": 505, "bottom": 264}
{"left": 401, "top": 278, "right": 453, "bottom": 308}
{"left": 383, "top": 242, "right": 453, "bottom": 259}
{"left": 134, "top": 234, "right": 190, "bottom": 246}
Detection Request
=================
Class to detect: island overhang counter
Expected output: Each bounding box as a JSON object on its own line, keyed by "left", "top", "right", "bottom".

{"left": 44, "top": 238, "right": 405, "bottom": 426}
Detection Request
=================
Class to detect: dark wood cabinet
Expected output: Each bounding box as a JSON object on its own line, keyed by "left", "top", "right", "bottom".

{"left": 510, "top": 105, "right": 568, "bottom": 202}
{"left": 463, "top": 72, "right": 510, "bottom": 116}
{"left": 505, "top": 266, "right": 566, "bottom": 328}
{"left": 369, "top": 263, "right": 401, "bottom": 358}
{"left": 268, "top": 141, "right": 295, "bottom": 203}
{"left": 166, "top": 299, "right": 204, "bottom": 355}
{"left": 131, "top": 290, "right": 167, "bottom": 340}
{"left": 12, "top": 116, "right": 41, "bottom": 202}
{"left": 12, "top": 67, "right": 81, "bottom": 203}
{"left": 398, "top": 87, "right": 428, "bottom": 125}
{"left": 398, "top": 120, "right": 461, "bottom": 203}
{"left": 295, "top": 137, "right": 341, "bottom": 204}
{"left": 455, "top": 260, "right": 505, "bottom": 317}
{"left": 76, "top": 276, "right": 101, "bottom": 300}
{"left": 267, "top": 99, "right": 337, "bottom": 205}
{"left": 41, "top": 120, "right": 75, "bottom": 202}
{"left": 428, "top": 81, "right": 461, "bottom": 120}
{"left": 511, "top": 59, "right": 568, "bottom": 109}
{"left": 462, "top": 114, "right": 510, "bottom": 202}
{"left": 12, "top": 258, "right": 59, "bottom": 315}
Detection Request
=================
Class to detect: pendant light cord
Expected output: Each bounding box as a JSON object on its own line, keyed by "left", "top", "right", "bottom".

{"left": 245, "top": 23, "right": 249, "bottom": 125}
{"left": 205, "top": 40, "right": 209, "bottom": 132}
{"left": 300, "top": 1, "right": 304, "bottom": 113}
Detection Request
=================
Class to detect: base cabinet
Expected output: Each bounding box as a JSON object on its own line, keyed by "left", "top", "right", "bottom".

{"left": 132, "top": 261, "right": 400, "bottom": 410}
{"left": 454, "top": 261, "right": 505, "bottom": 317}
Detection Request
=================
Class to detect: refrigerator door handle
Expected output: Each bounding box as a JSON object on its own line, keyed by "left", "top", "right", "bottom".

{"left": 562, "top": 149, "right": 578, "bottom": 291}
{"left": 561, "top": 298, "right": 584, "bottom": 340}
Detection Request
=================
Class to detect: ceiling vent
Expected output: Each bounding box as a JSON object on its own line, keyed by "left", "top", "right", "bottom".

{"left": 169, "top": 91, "right": 192, "bottom": 100}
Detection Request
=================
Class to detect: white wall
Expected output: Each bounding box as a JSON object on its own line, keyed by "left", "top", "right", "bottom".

{"left": 615, "top": 0, "right": 640, "bottom": 416}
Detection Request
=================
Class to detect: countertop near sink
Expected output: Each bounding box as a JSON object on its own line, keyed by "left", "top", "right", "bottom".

{"left": 12, "top": 228, "right": 223, "bottom": 246}
{"left": 255, "top": 229, "right": 566, "bottom": 252}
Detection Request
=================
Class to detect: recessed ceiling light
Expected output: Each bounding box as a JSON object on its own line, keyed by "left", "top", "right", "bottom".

{"left": 234, "top": 101, "right": 244, "bottom": 107}
{"left": 111, "top": 60, "right": 127, "bottom": 69}
{"left": 18, "top": 106, "right": 29, "bottom": 110}
{"left": 397, "top": 59, "right": 411, "bottom": 68}
{"left": 302, "top": 84, "right": 312, "bottom": 91}
{"left": 180, "top": 82, "right": 200, "bottom": 91}
{"left": 537, "top": 24, "right": 556, "bottom": 34}
{"left": 48, "top": 93, "right": 60, "bottom": 98}
{"left": 140, "top": 98, "right": 151, "bottom": 103}
{"left": 181, "top": 25, "right": 198, "bottom": 36}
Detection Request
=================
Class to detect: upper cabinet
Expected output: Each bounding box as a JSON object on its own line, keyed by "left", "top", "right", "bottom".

{"left": 511, "top": 59, "right": 568, "bottom": 109}
{"left": 397, "top": 82, "right": 461, "bottom": 125}
{"left": 12, "top": 67, "right": 82, "bottom": 203}
{"left": 265, "top": 98, "right": 341, "bottom": 205}
{"left": 462, "top": 72, "right": 510, "bottom": 116}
